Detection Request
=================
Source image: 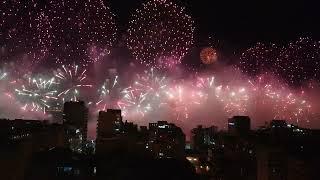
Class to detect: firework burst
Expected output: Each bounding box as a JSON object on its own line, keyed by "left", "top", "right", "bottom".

{"left": 15, "top": 76, "right": 58, "bottom": 113}
{"left": 278, "top": 37, "right": 320, "bottom": 85}
{"left": 119, "top": 68, "right": 171, "bottom": 120}
{"left": 239, "top": 42, "right": 280, "bottom": 76}
{"left": 54, "top": 64, "right": 92, "bottom": 102}
{"left": 134, "top": 68, "right": 169, "bottom": 104}
{"left": 127, "top": 0, "right": 194, "bottom": 68}
{"left": 239, "top": 37, "right": 320, "bottom": 85}
{"left": 47, "top": 0, "right": 117, "bottom": 65}
{"left": 247, "top": 75, "right": 312, "bottom": 125}
{"left": 96, "top": 76, "right": 126, "bottom": 111}
{"left": 120, "top": 86, "right": 152, "bottom": 119}
{"left": 165, "top": 84, "right": 202, "bottom": 121}
{"left": 195, "top": 75, "right": 250, "bottom": 117}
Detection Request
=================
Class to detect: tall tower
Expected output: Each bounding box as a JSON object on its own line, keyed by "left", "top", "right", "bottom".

{"left": 63, "top": 101, "right": 88, "bottom": 152}
{"left": 97, "top": 109, "right": 123, "bottom": 140}
{"left": 96, "top": 109, "right": 123, "bottom": 155}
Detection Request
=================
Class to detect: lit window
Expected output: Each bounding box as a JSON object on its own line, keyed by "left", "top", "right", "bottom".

{"left": 64, "top": 167, "right": 73, "bottom": 172}
{"left": 206, "top": 166, "right": 210, "bottom": 171}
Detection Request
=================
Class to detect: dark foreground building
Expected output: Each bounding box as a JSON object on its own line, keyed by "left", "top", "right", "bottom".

{"left": 0, "top": 119, "right": 65, "bottom": 180}
{"left": 95, "top": 109, "right": 195, "bottom": 179}
{"left": 3, "top": 111, "right": 320, "bottom": 180}
{"left": 63, "top": 101, "right": 89, "bottom": 153}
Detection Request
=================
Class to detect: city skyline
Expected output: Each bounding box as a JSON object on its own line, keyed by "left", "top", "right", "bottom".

{"left": 1, "top": 0, "right": 320, "bottom": 179}
{"left": 1, "top": 0, "right": 320, "bottom": 141}
{"left": 1, "top": 107, "right": 320, "bottom": 179}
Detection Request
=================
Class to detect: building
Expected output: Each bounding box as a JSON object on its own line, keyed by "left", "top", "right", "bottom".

{"left": 46, "top": 107, "right": 63, "bottom": 123}
{"left": 270, "top": 120, "right": 287, "bottom": 129}
{"left": 228, "top": 116, "right": 251, "bottom": 135}
{"left": 148, "top": 121, "right": 186, "bottom": 159}
{"left": 63, "top": 101, "right": 88, "bottom": 152}
{"left": 257, "top": 146, "right": 288, "bottom": 180}
{"left": 96, "top": 109, "right": 123, "bottom": 139}
{"left": 191, "top": 125, "right": 217, "bottom": 152}
{"left": 26, "top": 147, "right": 95, "bottom": 180}
{"left": 96, "top": 109, "right": 126, "bottom": 156}
{"left": 63, "top": 101, "right": 89, "bottom": 140}
{"left": 0, "top": 119, "right": 65, "bottom": 149}
{"left": 96, "top": 109, "right": 146, "bottom": 178}
{"left": 0, "top": 119, "right": 65, "bottom": 180}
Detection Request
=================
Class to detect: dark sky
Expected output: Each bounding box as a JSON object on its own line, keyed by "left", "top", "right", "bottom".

{"left": 110, "top": 0, "right": 320, "bottom": 50}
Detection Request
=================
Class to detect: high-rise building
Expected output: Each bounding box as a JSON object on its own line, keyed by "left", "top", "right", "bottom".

{"left": 96, "top": 109, "right": 124, "bottom": 155}
{"left": 0, "top": 119, "right": 65, "bottom": 180}
{"left": 257, "top": 146, "right": 287, "bottom": 180}
{"left": 148, "top": 121, "right": 186, "bottom": 159}
{"left": 46, "top": 107, "right": 63, "bottom": 123}
{"left": 96, "top": 109, "right": 123, "bottom": 139}
{"left": 191, "top": 125, "right": 217, "bottom": 152}
{"left": 228, "top": 116, "right": 251, "bottom": 135}
{"left": 63, "top": 101, "right": 88, "bottom": 152}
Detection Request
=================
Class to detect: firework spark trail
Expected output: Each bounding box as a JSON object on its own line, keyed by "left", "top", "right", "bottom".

{"left": 0, "top": 70, "right": 7, "bottom": 80}
{"left": 15, "top": 77, "right": 58, "bottom": 114}
{"left": 55, "top": 64, "right": 92, "bottom": 102}
{"left": 96, "top": 76, "right": 127, "bottom": 111}
{"left": 247, "top": 75, "right": 312, "bottom": 125}
{"left": 118, "top": 68, "right": 171, "bottom": 119}
{"left": 134, "top": 68, "right": 169, "bottom": 103}
{"left": 187, "top": 74, "right": 313, "bottom": 125}
{"left": 0, "top": 63, "right": 316, "bottom": 128}
{"left": 114, "top": 70, "right": 315, "bottom": 126}
{"left": 165, "top": 84, "right": 202, "bottom": 121}
{"left": 120, "top": 86, "right": 152, "bottom": 118}
{"left": 194, "top": 76, "right": 249, "bottom": 117}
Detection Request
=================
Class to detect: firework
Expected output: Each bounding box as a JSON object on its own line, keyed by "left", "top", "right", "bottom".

{"left": 127, "top": 0, "right": 194, "bottom": 68}
{"left": 1, "top": 0, "right": 319, "bottom": 131}
{"left": 0, "top": 69, "right": 8, "bottom": 81}
{"left": 1, "top": 0, "right": 117, "bottom": 66}
{"left": 239, "top": 37, "right": 320, "bottom": 85}
{"left": 0, "top": 1, "right": 49, "bottom": 66}
{"left": 194, "top": 73, "right": 313, "bottom": 123}
{"left": 54, "top": 64, "right": 92, "bottom": 102}
{"left": 119, "top": 68, "right": 169, "bottom": 119}
{"left": 120, "top": 86, "right": 152, "bottom": 119}
{"left": 96, "top": 76, "right": 126, "bottom": 111}
{"left": 47, "top": 0, "right": 117, "bottom": 65}
{"left": 218, "top": 86, "right": 249, "bottom": 116}
{"left": 195, "top": 75, "right": 250, "bottom": 116}
{"left": 247, "top": 75, "right": 312, "bottom": 125}
{"left": 165, "top": 84, "right": 202, "bottom": 121}
{"left": 195, "top": 76, "right": 216, "bottom": 100}
{"left": 239, "top": 42, "right": 280, "bottom": 76}
{"left": 15, "top": 76, "right": 59, "bottom": 113}
{"left": 278, "top": 37, "right": 320, "bottom": 85}
{"left": 134, "top": 68, "right": 169, "bottom": 103}
{"left": 200, "top": 47, "right": 218, "bottom": 65}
